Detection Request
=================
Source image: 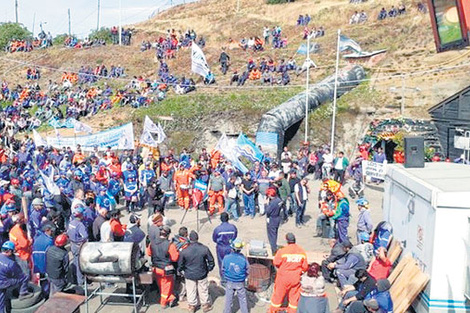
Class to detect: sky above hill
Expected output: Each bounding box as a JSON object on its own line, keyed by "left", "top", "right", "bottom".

{"left": 1, "top": 0, "right": 197, "bottom": 38}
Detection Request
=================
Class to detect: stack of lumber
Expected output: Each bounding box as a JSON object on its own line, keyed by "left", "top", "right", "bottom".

{"left": 389, "top": 254, "right": 430, "bottom": 313}
{"left": 387, "top": 238, "right": 403, "bottom": 265}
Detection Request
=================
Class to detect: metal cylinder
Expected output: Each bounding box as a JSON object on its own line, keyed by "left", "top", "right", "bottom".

{"left": 79, "top": 242, "right": 139, "bottom": 276}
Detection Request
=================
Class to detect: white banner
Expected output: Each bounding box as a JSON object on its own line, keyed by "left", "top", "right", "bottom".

{"left": 140, "top": 116, "right": 166, "bottom": 146}
{"left": 362, "top": 160, "right": 386, "bottom": 180}
{"left": 191, "top": 42, "right": 210, "bottom": 78}
{"left": 454, "top": 136, "right": 470, "bottom": 150}
{"left": 47, "top": 123, "right": 134, "bottom": 151}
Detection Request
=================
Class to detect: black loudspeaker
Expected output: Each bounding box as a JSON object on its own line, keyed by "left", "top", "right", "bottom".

{"left": 404, "top": 137, "right": 425, "bottom": 168}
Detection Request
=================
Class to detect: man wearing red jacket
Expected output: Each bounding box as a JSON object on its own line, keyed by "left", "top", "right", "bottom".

{"left": 269, "top": 233, "right": 308, "bottom": 313}
{"left": 109, "top": 209, "right": 126, "bottom": 241}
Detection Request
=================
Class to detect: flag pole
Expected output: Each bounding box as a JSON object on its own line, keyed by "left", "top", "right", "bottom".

{"left": 304, "top": 33, "right": 311, "bottom": 143}
{"left": 330, "top": 29, "right": 341, "bottom": 154}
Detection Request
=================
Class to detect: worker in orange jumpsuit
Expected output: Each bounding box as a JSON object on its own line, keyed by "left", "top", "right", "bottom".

{"left": 209, "top": 149, "right": 221, "bottom": 170}
{"left": 207, "top": 170, "right": 226, "bottom": 214}
{"left": 9, "top": 213, "right": 33, "bottom": 277}
{"left": 174, "top": 163, "right": 194, "bottom": 210}
{"left": 269, "top": 233, "right": 308, "bottom": 313}
{"left": 147, "top": 226, "right": 179, "bottom": 309}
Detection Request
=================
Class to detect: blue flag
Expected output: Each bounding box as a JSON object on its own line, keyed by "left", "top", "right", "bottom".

{"left": 236, "top": 133, "right": 264, "bottom": 163}
{"left": 339, "top": 34, "right": 362, "bottom": 53}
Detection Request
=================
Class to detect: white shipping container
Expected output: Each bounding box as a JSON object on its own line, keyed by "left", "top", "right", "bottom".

{"left": 383, "top": 163, "right": 470, "bottom": 313}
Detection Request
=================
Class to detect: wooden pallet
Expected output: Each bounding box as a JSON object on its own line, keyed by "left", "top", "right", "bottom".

{"left": 389, "top": 254, "right": 429, "bottom": 313}
{"left": 387, "top": 238, "right": 403, "bottom": 265}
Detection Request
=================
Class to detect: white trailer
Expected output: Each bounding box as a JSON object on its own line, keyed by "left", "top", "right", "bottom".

{"left": 383, "top": 162, "right": 470, "bottom": 313}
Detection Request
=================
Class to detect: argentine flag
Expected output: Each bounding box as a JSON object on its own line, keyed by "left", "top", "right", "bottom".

{"left": 236, "top": 133, "right": 264, "bottom": 163}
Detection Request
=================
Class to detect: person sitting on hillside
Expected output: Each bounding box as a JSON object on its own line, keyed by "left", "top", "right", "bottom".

{"left": 247, "top": 59, "right": 256, "bottom": 72}
{"left": 204, "top": 71, "right": 215, "bottom": 85}
{"left": 239, "top": 37, "right": 248, "bottom": 50}
{"left": 197, "top": 36, "right": 206, "bottom": 48}
{"left": 238, "top": 71, "right": 249, "bottom": 86}
{"left": 249, "top": 67, "right": 261, "bottom": 80}
{"left": 304, "top": 14, "right": 311, "bottom": 26}
{"left": 259, "top": 58, "right": 267, "bottom": 72}
{"left": 230, "top": 71, "right": 239, "bottom": 85}
{"left": 254, "top": 37, "right": 264, "bottom": 51}
{"left": 358, "top": 10, "right": 368, "bottom": 23}
{"left": 297, "top": 15, "right": 304, "bottom": 26}
{"left": 378, "top": 8, "right": 387, "bottom": 20}
{"left": 317, "top": 26, "right": 325, "bottom": 37}
{"left": 267, "top": 58, "right": 276, "bottom": 72}
{"left": 287, "top": 58, "right": 297, "bottom": 71}
{"left": 350, "top": 11, "right": 361, "bottom": 24}
{"left": 388, "top": 6, "right": 398, "bottom": 17}
{"left": 278, "top": 71, "right": 290, "bottom": 85}
{"left": 398, "top": 4, "right": 406, "bottom": 15}
{"left": 417, "top": 2, "right": 427, "bottom": 13}
{"left": 277, "top": 59, "right": 287, "bottom": 73}
{"left": 262, "top": 70, "right": 274, "bottom": 85}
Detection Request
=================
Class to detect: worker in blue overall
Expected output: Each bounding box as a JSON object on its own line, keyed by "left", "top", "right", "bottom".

{"left": 265, "top": 187, "right": 283, "bottom": 255}
{"left": 212, "top": 212, "right": 237, "bottom": 283}
{"left": 66, "top": 206, "right": 88, "bottom": 291}
{"left": 0, "top": 241, "right": 32, "bottom": 313}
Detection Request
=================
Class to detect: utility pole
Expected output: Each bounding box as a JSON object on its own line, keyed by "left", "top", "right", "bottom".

{"left": 304, "top": 33, "right": 313, "bottom": 143}
{"left": 32, "top": 13, "right": 36, "bottom": 36}
{"left": 119, "top": 0, "right": 122, "bottom": 45}
{"left": 97, "top": 0, "right": 101, "bottom": 30}
{"left": 15, "top": 0, "right": 19, "bottom": 23}
{"left": 68, "top": 8, "right": 71, "bottom": 36}
{"left": 401, "top": 74, "right": 405, "bottom": 116}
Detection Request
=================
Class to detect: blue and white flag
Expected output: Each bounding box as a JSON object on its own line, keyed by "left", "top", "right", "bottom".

{"left": 339, "top": 34, "right": 362, "bottom": 53}
{"left": 194, "top": 180, "right": 208, "bottom": 192}
{"left": 74, "top": 120, "right": 93, "bottom": 134}
{"left": 236, "top": 133, "right": 264, "bottom": 163}
{"left": 191, "top": 42, "right": 210, "bottom": 78}
{"left": 214, "top": 133, "right": 248, "bottom": 174}
{"left": 296, "top": 43, "right": 316, "bottom": 55}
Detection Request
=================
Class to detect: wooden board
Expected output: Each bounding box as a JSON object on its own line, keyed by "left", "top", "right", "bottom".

{"left": 387, "top": 239, "right": 403, "bottom": 265}
{"left": 389, "top": 254, "right": 430, "bottom": 313}
{"left": 35, "top": 292, "right": 85, "bottom": 313}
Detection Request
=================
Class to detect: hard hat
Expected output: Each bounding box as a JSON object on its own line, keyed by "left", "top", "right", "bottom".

{"left": 266, "top": 187, "right": 277, "bottom": 198}
{"left": 230, "top": 238, "right": 245, "bottom": 250}
{"left": 99, "top": 185, "right": 107, "bottom": 192}
{"left": 74, "top": 170, "right": 83, "bottom": 177}
{"left": 10, "top": 178, "right": 20, "bottom": 185}
{"left": 1, "top": 241, "right": 15, "bottom": 251}
{"left": 356, "top": 198, "right": 369, "bottom": 207}
{"left": 32, "top": 198, "right": 44, "bottom": 206}
{"left": 73, "top": 205, "right": 84, "bottom": 217}
{"left": 54, "top": 234, "right": 68, "bottom": 247}
{"left": 359, "top": 232, "right": 370, "bottom": 242}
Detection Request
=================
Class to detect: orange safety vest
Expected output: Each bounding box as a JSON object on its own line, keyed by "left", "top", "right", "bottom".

{"left": 9, "top": 224, "right": 32, "bottom": 261}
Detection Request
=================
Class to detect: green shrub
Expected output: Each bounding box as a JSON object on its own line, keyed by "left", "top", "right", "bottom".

{"left": 53, "top": 33, "right": 68, "bottom": 46}
{"left": 88, "top": 27, "right": 112, "bottom": 44}
{"left": 0, "top": 22, "right": 31, "bottom": 50}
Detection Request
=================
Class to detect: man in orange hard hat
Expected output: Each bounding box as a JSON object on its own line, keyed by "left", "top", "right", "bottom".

{"left": 269, "top": 233, "right": 308, "bottom": 313}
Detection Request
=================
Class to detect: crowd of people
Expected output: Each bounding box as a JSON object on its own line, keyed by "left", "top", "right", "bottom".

{"left": 63, "top": 36, "right": 106, "bottom": 49}
{"left": 296, "top": 14, "right": 312, "bottom": 26}
{"left": 377, "top": 5, "right": 406, "bottom": 20}
{"left": 110, "top": 26, "right": 133, "bottom": 45}
{"left": 0, "top": 137, "right": 396, "bottom": 312}
{"left": 6, "top": 35, "right": 52, "bottom": 53}
{"left": 349, "top": 10, "right": 368, "bottom": 24}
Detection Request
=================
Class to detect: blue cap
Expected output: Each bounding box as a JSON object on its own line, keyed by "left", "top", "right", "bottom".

{"left": 74, "top": 170, "right": 83, "bottom": 177}
{"left": 359, "top": 232, "right": 370, "bottom": 242}
{"left": 99, "top": 185, "right": 107, "bottom": 192}
{"left": 1, "top": 241, "right": 15, "bottom": 251}
{"left": 356, "top": 198, "right": 369, "bottom": 207}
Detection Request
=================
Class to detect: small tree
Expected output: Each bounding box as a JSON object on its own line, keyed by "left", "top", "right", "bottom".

{"left": 0, "top": 22, "right": 32, "bottom": 50}
{"left": 53, "top": 33, "right": 69, "bottom": 46}
{"left": 88, "top": 27, "right": 112, "bottom": 44}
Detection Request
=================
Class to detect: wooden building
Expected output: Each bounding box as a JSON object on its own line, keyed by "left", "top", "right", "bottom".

{"left": 428, "top": 85, "right": 470, "bottom": 159}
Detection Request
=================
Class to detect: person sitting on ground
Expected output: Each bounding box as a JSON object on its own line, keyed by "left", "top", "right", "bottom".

{"left": 321, "top": 239, "right": 348, "bottom": 282}
{"left": 230, "top": 71, "right": 239, "bottom": 85}
{"left": 262, "top": 70, "right": 273, "bottom": 85}
{"left": 351, "top": 232, "right": 374, "bottom": 265}
{"left": 335, "top": 269, "right": 377, "bottom": 312}
{"left": 417, "top": 2, "right": 427, "bottom": 13}
{"left": 367, "top": 247, "right": 392, "bottom": 281}
{"left": 249, "top": 67, "right": 261, "bottom": 80}
{"left": 298, "top": 262, "right": 329, "bottom": 313}
{"left": 326, "top": 240, "right": 366, "bottom": 287}
{"left": 297, "top": 15, "right": 304, "bottom": 26}
{"left": 278, "top": 71, "right": 290, "bottom": 85}
{"left": 350, "top": 11, "right": 360, "bottom": 24}
{"left": 359, "top": 10, "right": 368, "bottom": 23}
{"left": 378, "top": 8, "right": 387, "bottom": 20}
{"left": 388, "top": 6, "right": 398, "bottom": 17}
{"left": 398, "top": 4, "right": 406, "bottom": 15}
{"left": 345, "top": 279, "right": 393, "bottom": 313}
{"left": 237, "top": 71, "right": 249, "bottom": 86}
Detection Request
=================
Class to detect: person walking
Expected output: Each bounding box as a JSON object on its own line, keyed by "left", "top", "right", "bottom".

{"left": 222, "top": 238, "right": 250, "bottom": 313}
{"left": 212, "top": 212, "right": 237, "bottom": 283}
{"left": 148, "top": 226, "right": 179, "bottom": 309}
{"left": 265, "top": 187, "right": 282, "bottom": 254}
{"left": 46, "top": 234, "right": 69, "bottom": 296}
{"left": 333, "top": 151, "right": 349, "bottom": 185}
{"left": 0, "top": 241, "right": 33, "bottom": 313}
{"left": 269, "top": 233, "right": 308, "bottom": 313}
{"left": 178, "top": 231, "right": 215, "bottom": 313}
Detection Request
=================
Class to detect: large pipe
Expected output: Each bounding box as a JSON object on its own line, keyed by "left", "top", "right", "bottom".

{"left": 79, "top": 242, "right": 139, "bottom": 276}
{"left": 257, "top": 65, "right": 366, "bottom": 157}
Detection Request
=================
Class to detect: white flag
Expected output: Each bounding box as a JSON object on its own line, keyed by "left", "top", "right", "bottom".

{"left": 156, "top": 123, "right": 167, "bottom": 144}
{"left": 143, "top": 115, "right": 159, "bottom": 133}
{"left": 74, "top": 120, "right": 93, "bottom": 134}
{"left": 40, "top": 170, "right": 61, "bottom": 196}
{"left": 140, "top": 129, "right": 158, "bottom": 147}
{"left": 33, "top": 130, "right": 48, "bottom": 147}
{"left": 191, "top": 42, "right": 210, "bottom": 78}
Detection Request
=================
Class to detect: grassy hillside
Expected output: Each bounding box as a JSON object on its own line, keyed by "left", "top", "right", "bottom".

{"left": 2, "top": 0, "right": 470, "bottom": 153}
